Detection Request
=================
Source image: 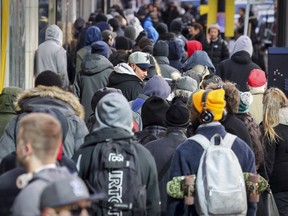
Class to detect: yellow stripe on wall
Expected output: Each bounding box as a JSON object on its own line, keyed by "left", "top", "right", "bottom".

{"left": 1, "top": 0, "right": 9, "bottom": 93}
{"left": 207, "top": 0, "right": 218, "bottom": 32}
{"left": 225, "top": 1, "right": 235, "bottom": 37}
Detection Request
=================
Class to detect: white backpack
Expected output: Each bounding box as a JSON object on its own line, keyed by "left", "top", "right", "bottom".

{"left": 189, "top": 133, "right": 247, "bottom": 216}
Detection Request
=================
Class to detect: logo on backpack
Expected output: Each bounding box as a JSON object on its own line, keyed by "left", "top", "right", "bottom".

{"left": 190, "top": 133, "right": 247, "bottom": 216}
{"left": 88, "top": 140, "right": 146, "bottom": 216}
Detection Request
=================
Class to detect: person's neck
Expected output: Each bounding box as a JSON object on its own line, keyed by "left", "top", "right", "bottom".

{"left": 27, "top": 159, "right": 57, "bottom": 173}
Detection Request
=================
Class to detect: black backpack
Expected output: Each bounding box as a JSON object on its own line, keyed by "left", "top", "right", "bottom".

{"left": 79, "top": 139, "right": 147, "bottom": 216}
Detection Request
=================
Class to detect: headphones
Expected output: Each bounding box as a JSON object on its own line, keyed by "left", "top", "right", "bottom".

{"left": 200, "top": 89, "right": 214, "bottom": 123}
{"left": 200, "top": 89, "right": 227, "bottom": 123}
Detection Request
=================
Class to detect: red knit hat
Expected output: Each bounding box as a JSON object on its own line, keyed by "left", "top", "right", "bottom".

{"left": 248, "top": 69, "right": 266, "bottom": 87}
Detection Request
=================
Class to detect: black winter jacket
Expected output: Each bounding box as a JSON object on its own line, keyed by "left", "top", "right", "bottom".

{"left": 145, "top": 127, "right": 187, "bottom": 216}
{"left": 202, "top": 37, "right": 229, "bottom": 68}
{"left": 216, "top": 51, "right": 261, "bottom": 91}
{"left": 72, "top": 128, "right": 161, "bottom": 216}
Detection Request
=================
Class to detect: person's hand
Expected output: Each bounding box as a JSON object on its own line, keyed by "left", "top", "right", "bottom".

{"left": 206, "top": 35, "right": 211, "bottom": 44}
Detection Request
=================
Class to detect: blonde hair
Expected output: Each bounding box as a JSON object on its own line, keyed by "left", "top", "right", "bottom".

{"left": 19, "top": 113, "right": 62, "bottom": 163}
{"left": 263, "top": 87, "right": 288, "bottom": 143}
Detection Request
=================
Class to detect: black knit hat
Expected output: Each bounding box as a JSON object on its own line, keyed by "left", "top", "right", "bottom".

{"left": 115, "top": 36, "right": 130, "bottom": 50}
{"left": 156, "top": 23, "right": 168, "bottom": 35}
{"left": 153, "top": 40, "right": 169, "bottom": 57}
{"left": 90, "top": 87, "right": 122, "bottom": 112}
{"left": 166, "top": 102, "right": 190, "bottom": 127}
{"left": 141, "top": 96, "right": 169, "bottom": 128}
{"left": 35, "top": 71, "right": 62, "bottom": 88}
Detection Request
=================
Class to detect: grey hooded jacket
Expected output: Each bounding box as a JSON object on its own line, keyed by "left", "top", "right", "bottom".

{"left": 74, "top": 53, "right": 114, "bottom": 123}
{"left": 35, "top": 25, "right": 69, "bottom": 89}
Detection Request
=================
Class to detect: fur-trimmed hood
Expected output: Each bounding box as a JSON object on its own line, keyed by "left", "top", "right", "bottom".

{"left": 15, "top": 86, "right": 85, "bottom": 119}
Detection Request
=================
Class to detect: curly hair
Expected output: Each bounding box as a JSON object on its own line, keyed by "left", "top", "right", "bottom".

{"left": 223, "top": 81, "right": 240, "bottom": 114}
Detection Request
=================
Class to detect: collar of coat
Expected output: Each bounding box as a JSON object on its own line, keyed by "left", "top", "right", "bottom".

{"left": 15, "top": 85, "right": 84, "bottom": 119}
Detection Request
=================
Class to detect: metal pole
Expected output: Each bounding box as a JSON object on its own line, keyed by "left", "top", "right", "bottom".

{"left": 244, "top": 0, "right": 250, "bottom": 36}
{"left": 65, "top": 0, "right": 69, "bottom": 51}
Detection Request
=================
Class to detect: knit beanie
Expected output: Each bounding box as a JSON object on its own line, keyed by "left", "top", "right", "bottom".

{"left": 91, "top": 41, "right": 110, "bottom": 58}
{"left": 90, "top": 87, "right": 122, "bottom": 113}
{"left": 170, "top": 18, "right": 183, "bottom": 33}
{"left": 176, "top": 76, "right": 198, "bottom": 93}
{"left": 141, "top": 96, "right": 169, "bottom": 127}
{"left": 156, "top": 23, "right": 168, "bottom": 34}
{"left": 238, "top": 91, "right": 253, "bottom": 114}
{"left": 115, "top": 36, "right": 130, "bottom": 50}
{"left": 166, "top": 102, "right": 190, "bottom": 127}
{"left": 248, "top": 69, "right": 267, "bottom": 87}
{"left": 192, "top": 89, "right": 226, "bottom": 121}
{"left": 142, "top": 76, "right": 171, "bottom": 99}
{"left": 95, "top": 21, "right": 110, "bottom": 32}
{"left": 153, "top": 40, "right": 169, "bottom": 57}
{"left": 208, "top": 23, "right": 220, "bottom": 32}
{"left": 35, "top": 71, "right": 62, "bottom": 88}
{"left": 124, "top": 26, "right": 137, "bottom": 40}
{"left": 94, "top": 93, "right": 133, "bottom": 133}
{"left": 186, "top": 40, "right": 203, "bottom": 58}
{"left": 108, "top": 18, "right": 120, "bottom": 31}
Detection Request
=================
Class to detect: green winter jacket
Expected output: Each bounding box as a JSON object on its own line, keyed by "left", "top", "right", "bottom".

{"left": 0, "top": 87, "right": 23, "bottom": 137}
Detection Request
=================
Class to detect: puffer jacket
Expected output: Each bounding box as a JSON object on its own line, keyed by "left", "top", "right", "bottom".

{"left": 35, "top": 25, "right": 69, "bottom": 90}
{"left": 202, "top": 37, "right": 229, "bottom": 68}
{"left": 0, "top": 87, "right": 23, "bottom": 137}
{"left": 0, "top": 86, "right": 88, "bottom": 161}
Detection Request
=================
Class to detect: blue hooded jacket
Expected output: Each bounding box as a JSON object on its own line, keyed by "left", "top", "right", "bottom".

{"left": 181, "top": 50, "right": 216, "bottom": 73}
{"left": 85, "top": 26, "right": 102, "bottom": 46}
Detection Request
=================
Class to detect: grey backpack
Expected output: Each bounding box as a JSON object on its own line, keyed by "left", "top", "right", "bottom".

{"left": 189, "top": 133, "right": 247, "bottom": 216}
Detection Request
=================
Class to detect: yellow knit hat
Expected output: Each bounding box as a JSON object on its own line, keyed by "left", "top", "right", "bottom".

{"left": 192, "top": 89, "right": 226, "bottom": 121}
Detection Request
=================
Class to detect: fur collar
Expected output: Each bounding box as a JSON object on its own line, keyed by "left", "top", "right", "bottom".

{"left": 15, "top": 85, "right": 84, "bottom": 119}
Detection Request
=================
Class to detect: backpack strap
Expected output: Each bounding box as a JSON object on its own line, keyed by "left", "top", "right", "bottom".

{"left": 221, "top": 133, "right": 237, "bottom": 149}
{"left": 188, "top": 134, "right": 211, "bottom": 150}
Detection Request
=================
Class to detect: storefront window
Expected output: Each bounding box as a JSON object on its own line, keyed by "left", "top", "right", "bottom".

{"left": 9, "top": 0, "right": 25, "bottom": 88}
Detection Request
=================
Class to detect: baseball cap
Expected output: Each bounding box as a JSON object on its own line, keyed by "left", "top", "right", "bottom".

{"left": 128, "top": 51, "right": 152, "bottom": 69}
{"left": 101, "top": 30, "right": 116, "bottom": 43}
{"left": 40, "top": 175, "right": 106, "bottom": 210}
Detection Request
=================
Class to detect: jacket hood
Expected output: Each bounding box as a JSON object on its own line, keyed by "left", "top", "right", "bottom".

{"left": 0, "top": 87, "right": 23, "bottom": 114}
{"left": 182, "top": 50, "right": 216, "bottom": 73}
{"left": 94, "top": 93, "right": 133, "bottom": 133}
{"left": 186, "top": 40, "right": 203, "bottom": 58}
{"left": 279, "top": 107, "right": 288, "bottom": 126}
{"left": 85, "top": 26, "right": 102, "bottom": 46}
{"left": 16, "top": 86, "right": 85, "bottom": 119}
{"left": 142, "top": 75, "right": 171, "bottom": 98}
{"left": 231, "top": 51, "right": 252, "bottom": 64}
{"left": 114, "top": 63, "right": 137, "bottom": 77}
{"left": 45, "top": 24, "right": 63, "bottom": 46}
{"left": 81, "top": 54, "right": 113, "bottom": 75}
{"left": 146, "top": 26, "right": 159, "bottom": 43}
{"left": 232, "top": 35, "right": 253, "bottom": 57}
{"left": 168, "top": 39, "right": 183, "bottom": 60}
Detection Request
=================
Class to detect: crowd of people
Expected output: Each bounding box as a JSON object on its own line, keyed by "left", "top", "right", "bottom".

{"left": 0, "top": 2, "right": 287, "bottom": 216}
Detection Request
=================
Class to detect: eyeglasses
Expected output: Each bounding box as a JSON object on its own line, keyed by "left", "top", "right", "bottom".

{"left": 52, "top": 203, "right": 96, "bottom": 216}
